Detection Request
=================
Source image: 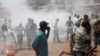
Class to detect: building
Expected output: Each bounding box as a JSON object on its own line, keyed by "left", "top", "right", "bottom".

{"left": 27, "top": 0, "right": 50, "bottom": 6}
{"left": 26, "top": 0, "right": 100, "bottom": 15}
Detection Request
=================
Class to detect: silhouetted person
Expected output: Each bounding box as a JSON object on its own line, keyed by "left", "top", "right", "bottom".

{"left": 25, "top": 18, "right": 32, "bottom": 49}
{"left": 30, "top": 19, "right": 37, "bottom": 40}
{"left": 93, "top": 20, "right": 100, "bottom": 49}
{"left": 2, "top": 24, "right": 18, "bottom": 56}
{"left": 53, "top": 18, "right": 60, "bottom": 43}
{"left": 74, "top": 15, "right": 80, "bottom": 29}
{"left": 15, "top": 23, "right": 25, "bottom": 49}
{"left": 25, "top": 18, "right": 37, "bottom": 49}
{"left": 65, "top": 16, "right": 74, "bottom": 40}
{"left": 84, "top": 15, "right": 92, "bottom": 43}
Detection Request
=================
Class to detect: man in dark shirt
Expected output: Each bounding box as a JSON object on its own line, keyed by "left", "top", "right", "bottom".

{"left": 31, "top": 21, "right": 50, "bottom": 56}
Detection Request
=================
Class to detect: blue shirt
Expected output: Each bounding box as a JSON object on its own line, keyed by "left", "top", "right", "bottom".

{"left": 30, "top": 29, "right": 48, "bottom": 56}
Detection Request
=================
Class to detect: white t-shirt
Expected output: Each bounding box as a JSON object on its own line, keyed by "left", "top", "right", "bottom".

{"left": 4, "top": 29, "right": 15, "bottom": 45}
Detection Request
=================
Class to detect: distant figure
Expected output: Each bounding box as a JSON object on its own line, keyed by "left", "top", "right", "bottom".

{"left": 53, "top": 18, "right": 60, "bottom": 43}
{"left": 65, "top": 16, "right": 74, "bottom": 40}
{"left": 2, "top": 24, "right": 18, "bottom": 56}
{"left": 15, "top": 23, "right": 25, "bottom": 49}
{"left": 31, "top": 21, "right": 50, "bottom": 56}
{"left": 25, "top": 18, "right": 32, "bottom": 49}
{"left": 30, "top": 19, "right": 37, "bottom": 40}
{"left": 25, "top": 18, "right": 37, "bottom": 49}
{"left": 74, "top": 15, "right": 80, "bottom": 29}
{"left": 93, "top": 20, "right": 100, "bottom": 49}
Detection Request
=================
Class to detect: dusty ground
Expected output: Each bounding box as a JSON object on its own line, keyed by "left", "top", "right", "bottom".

{"left": 0, "top": 41, "right": 100, "bottom": 56}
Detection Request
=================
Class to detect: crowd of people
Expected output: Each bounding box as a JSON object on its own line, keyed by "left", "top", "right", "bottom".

{"left": 1, "top": 13, "right": 100, "bottom": 56}
{"left": 58, "top": 14, "right": 100, "bottom": 56}
{"left": 1, "top": 18, "right": 38, "bottom": 56}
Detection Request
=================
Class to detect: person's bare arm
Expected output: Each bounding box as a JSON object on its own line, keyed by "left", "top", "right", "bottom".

{"left": 46, "top": 26, "right": 50, "bottom": 39}
{"left": 86, "top": 47, "right": 94, "bottom": 54}
{"left": 11, "top": 32, "right": 18, "bottom": 47}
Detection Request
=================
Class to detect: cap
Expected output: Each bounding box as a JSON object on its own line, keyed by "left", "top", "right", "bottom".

{"left": 40, "top": 21, "right": 48, "bottom": 27}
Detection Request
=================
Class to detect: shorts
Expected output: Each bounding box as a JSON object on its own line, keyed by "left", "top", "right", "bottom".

{"left": 73, "top": 51, "right": 85, "bottom": 56}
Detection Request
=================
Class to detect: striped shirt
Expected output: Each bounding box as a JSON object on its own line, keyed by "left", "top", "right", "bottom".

{"left": 73, "top": 26, "right": 88, "bottom": 52}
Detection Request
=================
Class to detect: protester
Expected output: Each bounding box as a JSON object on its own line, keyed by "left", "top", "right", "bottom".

{"left": 83, "top": 15, "right": 92, "bottom": 51}
{"left": 25, "top": 18, "right": 37, "bottom": 49}
{"left": 71, "top": 19, "right": 92, "bottom": 56}
{"left": 75, "top": 15, "right": 80, "bottom": 28}
{"left": 58, "top": 17, "right": 92, "bottom": 56}
{"left": 53, "top": 18, "right": 61, "bottom": 43}
{"left": 2, "top": 24, "right": 18, "bottom": 56}
{"left": 93, "top": 20, "right": 100, "bottom": 49}
{"left": 31, "top": 21, "right": 50, "bottom": 56}
{"left": 15, "top": 23, "right": 25, "bottom": 50}
{"left": 90, "top": 14, "right": 100, "bottom": 50}
{"left": 85, "top": 20, "right": 100, "bottom": 55}
{"left": 30, "top": 19, "right": 37, "bottom": 40}
{"left": 25, "top": 18, "right": 32, "bottom": 49}
{"left": 65, "top": 16, "right": 74, "bottom": 41}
